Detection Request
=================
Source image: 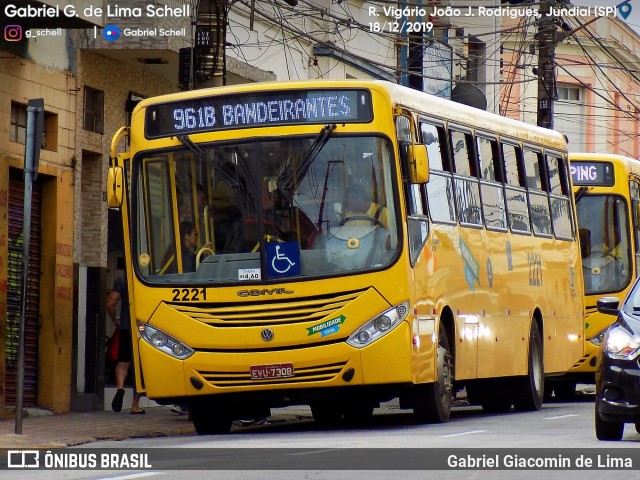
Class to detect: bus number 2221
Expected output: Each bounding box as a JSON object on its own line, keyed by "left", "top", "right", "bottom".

{"left": 171, "top": 288, "right": 207, "bottom": 302}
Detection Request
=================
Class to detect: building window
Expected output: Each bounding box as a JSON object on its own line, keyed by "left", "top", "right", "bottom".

{"left": 84, "top": 87, "right": 104, "bottom": 134}
{"left": 557, "top": 86, "right": 580, "bottom": 101}
{"left": 10, "top": 102, "right": 58, "bottom": 151}
{"left": 10, "top": 102, "right": 27, "bottom": 144}
{"left": 466, "top": 37, "right": 486, "bottom": 94}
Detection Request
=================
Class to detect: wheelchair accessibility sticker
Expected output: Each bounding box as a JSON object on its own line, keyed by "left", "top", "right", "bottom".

{"left": 266, "top": 241, "right": 300, "bottom": 278}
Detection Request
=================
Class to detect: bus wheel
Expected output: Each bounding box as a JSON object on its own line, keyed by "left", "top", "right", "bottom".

{"left": 311, "top": 402, "right": 343, "bottom": 427}
{"left": 190, "top": 402, "right": 232, "bottom": 435}
{"left": 413, "top": 326, "right": 453, "bottom": 423}
{"left": 512, "top": 320, "right": 543, "bottom": 411}
{"left": 595, "top": 403, "right": 624, "bottom": 441}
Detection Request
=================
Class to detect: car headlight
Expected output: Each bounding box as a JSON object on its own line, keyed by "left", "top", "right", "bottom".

{"left": 603, "top": 326, "right": 640, "bottom": 360}
{"left": 137, "top": 322, "right": 194, "bottom": 360}
{"left": 346, "top": 302, "right": 409, "bottom": 348}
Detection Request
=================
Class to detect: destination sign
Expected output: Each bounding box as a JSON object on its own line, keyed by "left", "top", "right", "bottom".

{"left": 145, "top": 89, "right": 372, "bottom": 138}
{"left": 569, "top": 161, "right": 614, "bottom": 187}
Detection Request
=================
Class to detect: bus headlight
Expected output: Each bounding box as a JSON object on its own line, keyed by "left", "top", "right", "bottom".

{"left": 346, "top": 301, "right": 409, "bottom": 348}
{"left": 137, "top": 322, "right": 194, "bottom": 360}
{"left": 588, "top": 328, "right": 608, "bottom": 347}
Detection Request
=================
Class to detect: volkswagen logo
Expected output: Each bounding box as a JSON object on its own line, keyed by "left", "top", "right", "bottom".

{"left": 261, "top": 328, "right": 275, "bottom": 342}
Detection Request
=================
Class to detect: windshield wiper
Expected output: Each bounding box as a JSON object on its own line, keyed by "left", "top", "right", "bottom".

{"left": 176, "top": 134, "right": 238, "bottom": 188}
{"left": 280, "top": 123, "right": 336, "bottom": 191}
{"left": 575, "top": 186, "right": 590, "bottom": 202}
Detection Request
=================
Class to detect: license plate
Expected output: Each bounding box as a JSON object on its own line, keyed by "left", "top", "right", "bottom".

{"left": 250, "top": 363, "right": 294, "bottom": 380}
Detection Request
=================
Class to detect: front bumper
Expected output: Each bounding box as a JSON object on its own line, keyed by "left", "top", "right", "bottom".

{"left": 139, "top": 320, "right": 414, "bottom": 401}
{"left": 595, "top": 354, "right": 640, "bottom": 423}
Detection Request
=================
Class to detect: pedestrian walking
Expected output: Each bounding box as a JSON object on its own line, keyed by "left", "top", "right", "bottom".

{"left": 106, "top": 275, "right": 145, "bottom": 414}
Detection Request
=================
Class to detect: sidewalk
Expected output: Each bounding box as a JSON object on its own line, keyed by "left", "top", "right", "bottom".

{"left": 0, "top": 406, "right": 197, "bottom": 449}
{"left": 0, "top": 404, "right": 316, "bottom": 449}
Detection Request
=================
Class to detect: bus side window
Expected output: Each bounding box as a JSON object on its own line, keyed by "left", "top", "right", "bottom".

{"left": 451, "top": 128, "right": 481, "bottom": 226}
{"left": 407, "top": 183, "right": 429, "bottom": 266}
{"left": 450, "top": 129, "right": 472, "bottom": 176}
{"left": 633, "top": 200, "right": 640, "bottom": 263}
{"left": 632, "top": 180, "right": 640, "bottom": 257}
{"left": 422, "top": 122, "right": 456, "bottom": 224}
{"left": 420, "top": 122, "right": 447, "bottom": 171}
{"left": 502, "top": 142, "right": 531, "bottom": 233}
{"left": 547, "top": 154, "right": 573, "bottom": 240}
{"left": 477, "top": 136, "right": 507, "bottom": 230}
{"left": 408, "top": 183, "right": 426, "bottom": 216}
{"left": 524, "top": 148, "right": 552, "bottom": 236}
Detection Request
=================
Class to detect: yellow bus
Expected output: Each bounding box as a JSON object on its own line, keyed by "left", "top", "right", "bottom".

{"left": 107, "top": 80, "right": 584, "bottom": 433}
{"left": 551, "top": 153, "right": 640, "bottom": 398}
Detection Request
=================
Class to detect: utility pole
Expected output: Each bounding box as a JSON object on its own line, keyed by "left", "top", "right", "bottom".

{"left": 536, "top": 0, "right": 557, "bottom": 129}
{"left": 16, "top": 98, "right": 44, "bottom": 435}
{"left": 407, "top": 0, "right": 424, "bottom": 91}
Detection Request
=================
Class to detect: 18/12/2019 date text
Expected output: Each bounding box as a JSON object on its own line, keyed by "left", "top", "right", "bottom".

{"left": 368, "top": 21, "right": 433, "bottom": 33}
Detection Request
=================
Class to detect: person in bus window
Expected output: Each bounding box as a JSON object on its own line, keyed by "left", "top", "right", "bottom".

{"left": 180, "top": 221, "right": 198, "bottom": 272}
{"left": 342, "top": 182, "right": 389, "bottom": 228}
{"left": 179, "top": 184, "right": 209, "bottom": 241}
{"left": 231, "top": 179, "right": 283, "bottom": 252}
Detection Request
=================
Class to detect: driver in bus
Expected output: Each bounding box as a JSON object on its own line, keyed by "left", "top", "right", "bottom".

{"left": 163, "top": 221, "right": 198, "bottom": 274}
{"left": 342, "top": 182, "right": 389, "bottom": 228}
{"left": 179, "top": 221, "right": 198, "bottom": 272}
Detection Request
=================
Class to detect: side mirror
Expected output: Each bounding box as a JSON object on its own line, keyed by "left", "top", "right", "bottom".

{"left": 597, "top": 296, "right": 620, "bottom": 316}
{"left": 407, "top": 144, "right": 429, "bottom": 184}
{"left": 107, "top": 166, "right": 124, "bottom": 208}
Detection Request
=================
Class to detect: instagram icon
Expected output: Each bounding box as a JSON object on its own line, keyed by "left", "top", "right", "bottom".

{"left": 4, "top": 25, "right": 23, "bottom": 42}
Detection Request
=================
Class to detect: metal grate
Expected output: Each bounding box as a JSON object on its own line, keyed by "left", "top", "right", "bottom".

{"left": 170, "top": 290, "right": 365, "bottom": 327}
{"left": 198, "top": 361, "right": 348, "bottom": 388}
{"left": 5, "top": 170, "right": 41, "bottom": 407}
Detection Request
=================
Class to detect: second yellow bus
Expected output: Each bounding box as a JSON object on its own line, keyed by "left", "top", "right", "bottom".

{"left": 549, "top": 153, "right": 640, "bottom": 399}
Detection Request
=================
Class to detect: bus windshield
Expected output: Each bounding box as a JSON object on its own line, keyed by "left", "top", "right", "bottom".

{"left": 577, "top": 194, "right": 631, "bottom": 294}
{"left": 131, "top": 134, "right": 399, "bottom": 284}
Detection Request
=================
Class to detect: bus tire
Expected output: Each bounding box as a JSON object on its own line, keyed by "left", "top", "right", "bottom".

{"left": 595, "top": 403, "right": 624, "bottom": 441}
{"left": 413, "top": 326, "right": 453, "bottom": 423}
{"left": 190, "top": 402, "right": 232, "bottom": 435}
{"left": 512, "top": 320, "right": 544, "bottom": 411}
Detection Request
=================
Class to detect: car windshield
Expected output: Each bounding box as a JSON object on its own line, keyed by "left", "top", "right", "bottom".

{"left": 131, "top": 134, "right": 400, "bottom": 284}
{"left": 576, "top": 194, "right": 631, "bottom": 295}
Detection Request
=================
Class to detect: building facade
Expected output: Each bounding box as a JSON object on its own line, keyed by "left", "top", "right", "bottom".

{"left": 0, "top": 0, "right": 103, "bottom": 416}
{"left": 501, "top": 5, "right": 640, "bottom": 156}
{"left": 1, "top": 0, "right": 283, "bottom": 415}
